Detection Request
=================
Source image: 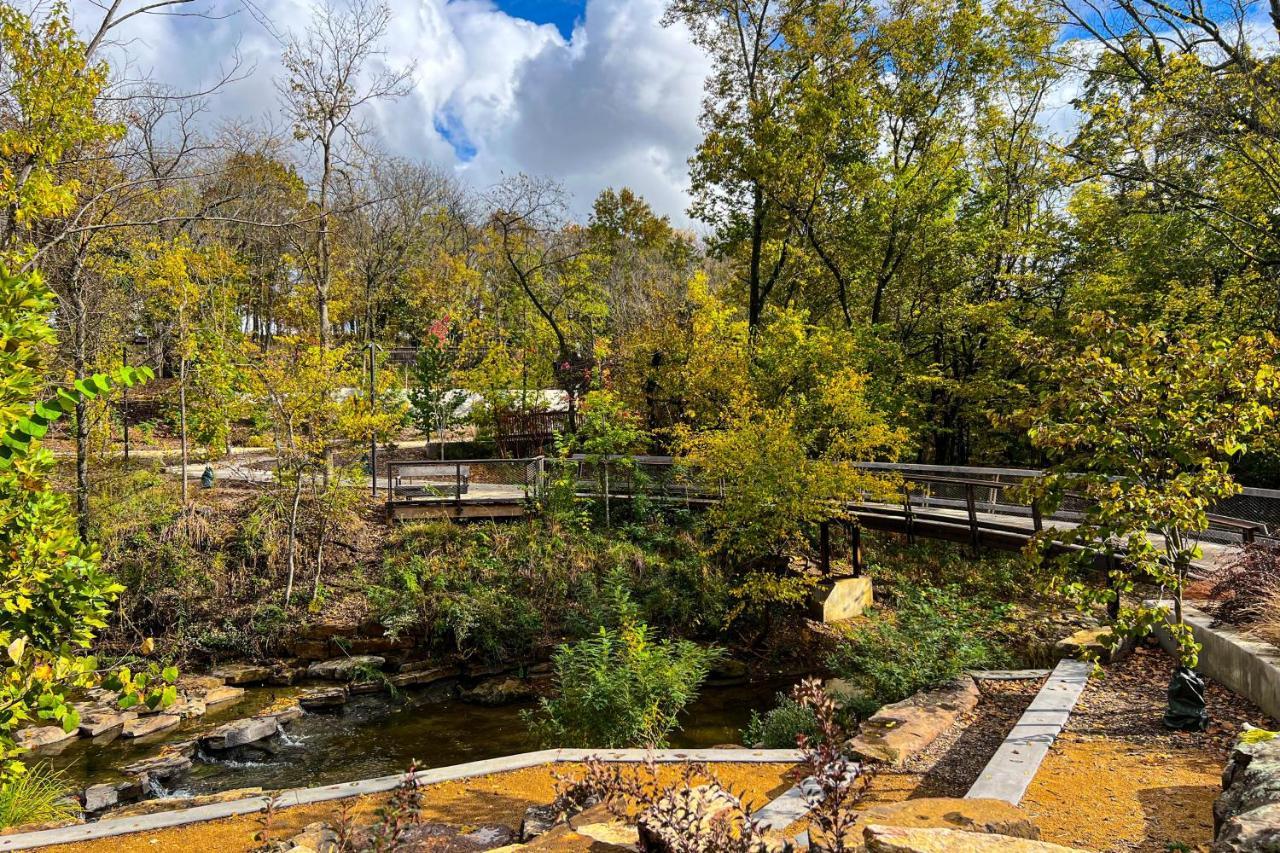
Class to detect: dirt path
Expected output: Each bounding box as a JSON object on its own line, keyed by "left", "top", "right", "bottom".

{"left": 1022, "top": 642, "right": 1275, "bottom": 852}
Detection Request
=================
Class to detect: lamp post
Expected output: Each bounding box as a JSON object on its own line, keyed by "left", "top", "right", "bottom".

{"left": 367, "top": 341, "right": 379, "bottom": 497}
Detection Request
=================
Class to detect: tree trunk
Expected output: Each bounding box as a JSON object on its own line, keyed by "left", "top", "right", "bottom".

{"left": 284, "top": 472, "right": 304, "bottom": 605}
{"left": 179, "top": 356, "right": 189, "bottom": 505}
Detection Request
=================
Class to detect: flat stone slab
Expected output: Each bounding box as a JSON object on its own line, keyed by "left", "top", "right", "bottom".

{"left": 306, "top": 655, "right": 386, "bottom": 681}
{"left": 122, "top": 714, "right": 181, "bottom": 739}
{"left": 850, "top": 677, "right": 980, "bottom": 765}
{"left": 299, "top": 686, "right": 348, "bottom": 710}
{"left": 78, "top": 711, "right": 134, "bottom": 738}
{"left": 16, "top": 725, "right": 78, "bottom": 751}
{"left": 201, "top": 716, "right": 280, "bottom": 751}
{"left": 208, "top": 664, "right": 271, "bottom": 685}
{"left": 203, "top": 685, "right": 245, "bottom": 709}
{"left": 966, "top": 658, "right": 1090, "bottom": 805}
{"left": 857, "top": 798, "right": 1039, "bottom": 839}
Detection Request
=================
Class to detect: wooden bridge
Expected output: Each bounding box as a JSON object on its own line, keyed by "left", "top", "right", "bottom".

{"left": 385, "top": 456, "right": 1277, "bottom": 576}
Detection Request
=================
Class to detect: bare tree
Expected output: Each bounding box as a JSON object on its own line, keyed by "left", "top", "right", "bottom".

{"left": 278, "top": 0, "right": 413, "bottom": 349}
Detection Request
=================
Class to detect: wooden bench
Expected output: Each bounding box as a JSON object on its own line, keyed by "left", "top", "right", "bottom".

{"left": 394, "top": 464, "right": 470, "bottom": 497}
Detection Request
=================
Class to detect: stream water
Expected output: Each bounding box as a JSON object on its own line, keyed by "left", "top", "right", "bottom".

{"left": 44, "top": 679, "right": 794, "bottom": 796}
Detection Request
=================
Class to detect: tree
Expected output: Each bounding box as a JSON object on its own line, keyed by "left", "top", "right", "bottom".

{"left": 279, "top": 0, "right": 412, "bottom": 349}
{"left": 0, "top": 265, "right": 170, "bottom": 779}
{"left": 1016, "top": 313, "right": 1280, "bottom": 674}
{"left": 560, "top": 389, "right": 648, "bottom": 526}
{"left": 407, "top": 319, "right": 466, "bottom": 458}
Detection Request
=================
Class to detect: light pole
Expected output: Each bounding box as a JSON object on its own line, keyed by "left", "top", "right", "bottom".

{"left": 367, "top": 341, "right": 380, "bottom": 497}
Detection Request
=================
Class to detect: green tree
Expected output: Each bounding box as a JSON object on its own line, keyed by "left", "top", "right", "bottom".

{"left": 407, "top": 324, "right": 466, "bottom": 458}
{"left": 1016, "top": 313, "right": 1280, "bottom": 668}
{"left": 0, "top": 266, "right": 170, "bottom": 780}
{"left": 560, "top": 390, "right": 648, "bottom": 526}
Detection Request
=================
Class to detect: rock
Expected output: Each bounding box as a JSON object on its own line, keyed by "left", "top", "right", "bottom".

{"left": 297, "top": 621, "right": 357, "bottom": 641}
{"left": 461, "top": 676, "right": 534, "bottom": 706}
{"left": 78, "top": 711, "right": 132, "bottom": 738}
{"left": 111, "top": 787, "right": 264, "bottom": 818}
{"left": 306, "top": 655, "right": 386, "bottom": 681}
{"left": 82, "top": 783, "right": 120, "bottom": 813}
{"left": 810, "top": 577, "right": 875, "bottom": 623}
{"left": 268, "top": 663, "right": 308, "bottom": 686}
{"left": 266, "top": 702, "right": 304, "bottom": 724}
{"left": 167, "top": 696, "right": 207, "bottom": 720}
{"left": 521, "top": 803, "right": 562, "bottom": 841}
{"left": 203, "top": 684, "right": 246, "bottom": 709}
{"left": 515, "top": 804, "right": 639, "bottom": 852}
{"left": 16, "top": 725, "right": 78, "bottom": 751}
{"left": 388, "top": 666, "right": 460, "bottom": 689}
{"left": 122, "top": 752, "right": 192, "bottom": 782}
{"left": 122, "top": 714, "right": 181, "bottom": 739}
{"left": 864, "top": 825, "right": 1089, "bottom": 852}
{"left": 288, "top": 821, "right": 339, "bottom": 853}
{"left": 209, "top": 664, "right": 271, "bottom": 685}
{"left": 636, "top": 783, "right": 761, "bottom": 852}
{"left": 201, "top": 715, "right": 281, "bottom": 752}
{"left": 299, "top": 685, "right": 348, "bottom": 710}
{"left": 854, "top": 798, "right": 1040, "bottom": 840}
{"left": 177, "top": 675, "right": 224, "bottom": 693}
{"left": 1216, "top": 734, "right": 1280, "bottom": 834}
{"left": 349, "top": 679, "right": 386, "bottom": 696}
{"left": 290, "top": 640, "right": 333, "bottom": 660}
{"left": 1054, "top": 627, "right": 1132, "bottom": 663}
{"left": 1215, "top": 802, "right": 1280, "bottom": 851}
{"left": 849, "top": 677, "right": 980, "bottom": 765}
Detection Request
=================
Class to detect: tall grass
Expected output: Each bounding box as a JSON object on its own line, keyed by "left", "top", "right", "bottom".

{"left": 0, "top": 763, "right": 75, "bottom": 829}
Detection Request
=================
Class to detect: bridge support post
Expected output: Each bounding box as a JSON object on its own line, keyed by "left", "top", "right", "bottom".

{"left": 965, "top": 484, "right": 980, "bottom": 557}
{"left": 849, "top": 523, "right": 863, "bottom": 577}
{"left": 819, "top": 521, "right": 831, "bottom": 577}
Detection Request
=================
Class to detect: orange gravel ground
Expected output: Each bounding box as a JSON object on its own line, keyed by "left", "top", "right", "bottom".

{"left": 41, "top": 762, "right": 800, "bottom": 853}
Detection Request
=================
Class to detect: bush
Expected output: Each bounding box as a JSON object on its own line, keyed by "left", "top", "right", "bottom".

{"left": 526, "top": 590, "right": 720, "bottom": 748}
{"left": 828, "top": 585, "right": 1014, "bottom": 716}
{"left": 1208, "top": 544, "right": 1280, "bottom": 629}
{"left": 742, "top": 692, "right": 822, "bottom": 748}
{"left": 0, "top": 764, "right": 72, "bottom": 829}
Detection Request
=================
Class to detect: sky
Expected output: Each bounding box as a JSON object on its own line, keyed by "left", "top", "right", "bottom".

{"left": 79, "top": 0, "right": 711, "bottom": 224}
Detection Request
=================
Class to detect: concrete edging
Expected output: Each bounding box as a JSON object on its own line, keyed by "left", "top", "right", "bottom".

{"left": 964, "top": 658, "right": 1090, "bottom": 805}
{"left": 1149, "top": 599, "right": 1280, "bottom": 721}
{"left": 0, "top": 748, "right": 803, "bottom": 850}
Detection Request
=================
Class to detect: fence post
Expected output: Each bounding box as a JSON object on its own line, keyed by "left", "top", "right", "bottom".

{"left": 819, "top": 520, "right": 831, "bottom": 577}
{"left": 902, "top": 483, "right": 916, "bottom": 544}
{"left": 965, "top": 483, "right": 980, "bottom": 556}
{"left": 455, "top": 461, "right": 462, "bottom": 505}
{"left": 1031, "top": 499, "right": 1043, "bottom": 533}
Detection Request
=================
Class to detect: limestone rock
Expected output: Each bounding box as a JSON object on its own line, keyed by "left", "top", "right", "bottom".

{"left": 122, "top": 714, "right": 180, "bottom": 739}
{"left": 81, "top": 783, "right": 120, "bottom": 813}
{"left": 1215, "top": 802, "right": 1280, "bottom": 851}
{"left": 854, "top": 798, "right": 1040, "bottom": 840}
{"left": 1216, "top": 735, "right": 1280, "bottom": 833}
{"left": 306, "top": 655, "right": 385, "bottom": 681}
{"left": 16, "top": 725, "right": 78, "bottom": 751}
{"left": 121, "top": 752, "right": 192, "bottom": 782}
{"left": 287, "top": 821, "right": 339, "bottom": 853}
{"left": 864, "top": 825, "right": 1088, "bottom": 852}
{"left": 78, "top": 711, "right": 132, "bottom": 738}
{"left": 299, "top": 685, "right": 348, "bottom": 710}
{"left": 201, "top": 715, "right": 280, "bottom": 752}
{"left": 203, "top": 684, "right": 246, "bottom": 709}
{"left": 810, "top": 577, "right": 874, "bottom": 623}
{"left": 849, "top": 678, "right": 980, "bottom": 765}
{"left": 167, "top": 696, "right": 207, "bottom": 720}
{"left": 209, "top": 664, "right": 271, "bottom": 685}
{"left": 461, "top": 676, "right": 534, "bottom": 706}
{"left": 388, "top": 666, "right": 460, "bottom": 689}
{"left": 1053, "top": 627, "right": 1132, "bottom": 663}
{"left": 111, "top": 787, "right": 264, "bottom": 818}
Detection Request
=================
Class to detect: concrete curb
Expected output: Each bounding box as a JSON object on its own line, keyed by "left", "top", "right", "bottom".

{"left": 1148, "top": 599, "right": 1280, "bottom": 721}
{"left": 0, "top": 748, "right": 802, "bottom": 850}
{"left": 964, "top": 658, "right": 1091, "bottom": 805}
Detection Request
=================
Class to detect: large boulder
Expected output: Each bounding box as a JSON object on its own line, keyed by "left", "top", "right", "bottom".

{"left": 864, "top": 825, "right": 1089, "bottom": 852}
{"left": 201, "top": 715, "right": 281, "bottom": 755}
{"left": 849, "top": 677, "right": 980, "bottom": 765}
{"left": 854, "top": 798, "right": 1040, "bottom": 840}
{"left": 1216, "top": 732, "right": 1280, "bottom": 832}
{"left": 306, "top": 655, "right": 386, "bottom": 682}
{"left": 461, "top": 676, "right": 534, "bottom": 706}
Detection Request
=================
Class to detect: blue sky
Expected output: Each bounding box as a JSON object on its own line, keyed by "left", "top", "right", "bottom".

{"left": 494, "top": 0, "right": 587, "bottom": 39}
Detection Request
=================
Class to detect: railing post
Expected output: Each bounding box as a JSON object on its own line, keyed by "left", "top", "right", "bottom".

{"left": 849, "top": 522, "right": 863, "bottom": 577}
{"left": 455, "top": 461, "right": 462, "bottom": 505}
{"left": 902, "top": 483, "right": 915, "bottom": 544}
{"left": 1106, "top": 554, "right": 1121, "bottom": 621}
{"left": 965, "top": 483, "right": 980, "bottom": 556}
{"left": 1031, "top": 499, "right": 1043, "bottom": 533}
{"left": 819, "top": 520, "right": 831, "bottom": 577}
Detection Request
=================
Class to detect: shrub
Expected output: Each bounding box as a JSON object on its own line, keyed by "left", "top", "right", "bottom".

{"left": 1208, "top": 544, "right": 1280, "bottom": 629}
{"left": 526, "top": 591, "right": 720, "bottom": 748}
{"left": 828, "top": 585, "right": 1014, "bottom": 716}
{"left": 742, "top": 692, "right": 821, "bottom": 748}
{"left": 0, "top": 764, "right": 73, "bottom": 829}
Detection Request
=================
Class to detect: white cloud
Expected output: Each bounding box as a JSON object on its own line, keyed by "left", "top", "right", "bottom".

{"left": 72, "top": 0, "right": 710, "bottom": 224}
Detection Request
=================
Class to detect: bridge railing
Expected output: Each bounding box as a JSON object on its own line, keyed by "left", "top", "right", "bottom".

{"left": 386, "top": 455, "right": 1278, "bottom": 546}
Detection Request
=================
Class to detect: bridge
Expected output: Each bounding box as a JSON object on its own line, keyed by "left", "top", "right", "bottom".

{"left": 385, "top": 456, "right": 1278, "bottom": 577}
